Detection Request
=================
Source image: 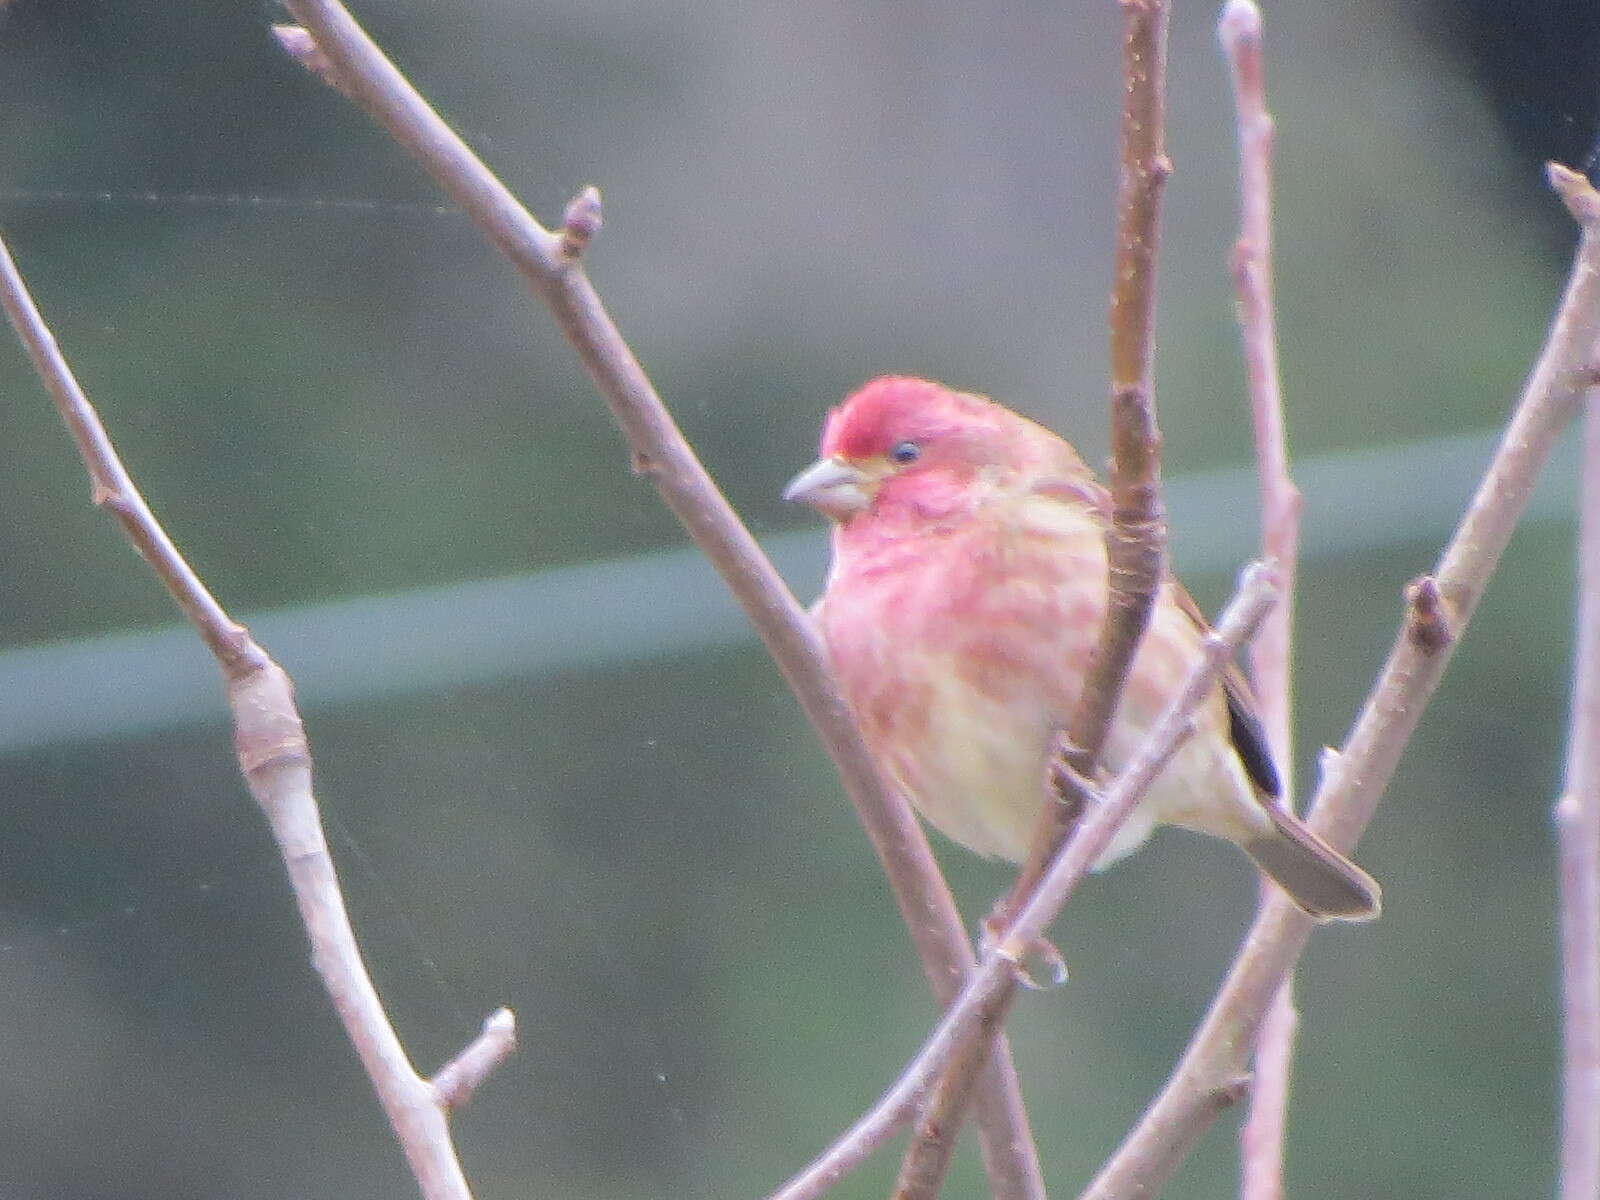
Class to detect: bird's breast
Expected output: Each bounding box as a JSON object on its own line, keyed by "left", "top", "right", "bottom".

{"left": 821, "top": 514, "right": 1105, "bottom": 861}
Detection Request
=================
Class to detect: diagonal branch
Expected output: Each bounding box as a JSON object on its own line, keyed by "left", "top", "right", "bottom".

{"left": 0, "top": 235, "right": 513, "bottom": 1200}
{"left": 1082, "top": 163, "right": 1600, "bottom": 1199}
{"left": 1220, "top": 4, "right": 1302, "bottom": 1197}
{"left": 772, "top": 565, "right": 1279, "bottom": 1200}
{"left": 272, "top": 4, "right": 1045, "bottom": 1195}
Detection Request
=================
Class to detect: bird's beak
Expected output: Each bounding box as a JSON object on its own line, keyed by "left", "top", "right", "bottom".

{"left": 783, "top": 456, "right": 874, "bottom": 519}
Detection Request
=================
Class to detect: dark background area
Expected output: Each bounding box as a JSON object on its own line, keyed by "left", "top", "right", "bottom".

{"left": 0, "top": 2, "right": 1595, "bottom": 1197}
{"left": 1428, "top": 0, "right": 1600, "bottom": 182}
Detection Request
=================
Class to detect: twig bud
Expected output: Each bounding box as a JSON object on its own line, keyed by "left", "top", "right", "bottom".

{"left": 272, "top": 24, "right": 354, "bottom": 100}
{"left": 431, "top": 1007, "right": 517, "bottom": 1111}
{"left": 1218, "top": 0, "right": 1263, "bottom": 50}
{"left": 559, "top": 186, "right": 604, "bottom": 259}
{"left": 1404, "top": 574, "right": 1454, "bottom": 651}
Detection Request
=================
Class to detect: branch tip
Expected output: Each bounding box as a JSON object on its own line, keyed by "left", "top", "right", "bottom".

{"left": 1317, "top": 745, "right": 1341, "bottom": 778}
{"left": 1239, "top": 557, "right": 1280, "bottom": 596}
{"left": 559, "top": 186, "right": 604, "bottom": 259}
{"left": 270, "top": 22, "right": 313, "bottom": 57}
{"left": 431, "top": 1007, "right": 518, "bottom": 1112}
{"left": 272, "top": 23, "right": 352, "bottom": 98}
{"left": 1550, "top": 163, "right": 1600, "bottom": 227}
{"left": 485, "top": 1005, "right": 515, "bottom": 1034}
{"left": 1217, "top": 0, "right": 1262, "bottom": 46}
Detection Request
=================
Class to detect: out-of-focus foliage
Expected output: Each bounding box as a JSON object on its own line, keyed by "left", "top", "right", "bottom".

{"left": 0, "top": 2, "right": 1584, "bottom": 1197}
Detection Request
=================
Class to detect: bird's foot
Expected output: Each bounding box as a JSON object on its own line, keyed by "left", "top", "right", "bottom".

{"left": 980, "top": 910, "right": 1068, "bottom": 990}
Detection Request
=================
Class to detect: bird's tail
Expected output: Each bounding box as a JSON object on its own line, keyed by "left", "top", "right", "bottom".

{"left": 1243, "top": 807, "right": 1382, "bottom": 922}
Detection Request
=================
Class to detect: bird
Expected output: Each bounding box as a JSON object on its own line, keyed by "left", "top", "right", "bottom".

{"left": 783, "top": 375, "right": 1380, "bottom": 922}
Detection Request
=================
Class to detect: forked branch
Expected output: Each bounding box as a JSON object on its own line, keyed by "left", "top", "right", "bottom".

{"left": 773, "top": 565, "right": 1279, "bottom": 1200}
{"left": 0, "top": 238, "right": 514, "bottom": 1200}
{"left": 896, "top": 4, "right": 1175, "bottom": 1190}
{"left": 1083, "top": 163, "right": 1600, "bottom": 1199}
{"left": 274, "top": 2, "right": 1044, "bottom": 1194}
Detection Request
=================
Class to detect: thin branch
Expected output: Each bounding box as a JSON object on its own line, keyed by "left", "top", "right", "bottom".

{"left": 1239, "top": 993, "right": 1296, "bottom": 1200}
{"left": 0, "top": 261, "right": 246, "bottom": 669}
{"left": 772, "top": 565, "right": 1280, "bottom": 1200}
{"left": 0, "top": 235, "right": 512, "bottom": 1200}
{"left": 1012, "top": 0, "right": 1173, "bottom": 907}
{"left": 1221, "top": 1, "right": 1294, "bottom": 766}
{"left": 1221, "top": 4, "right": 1301, "bottom": 1196}
{"left": 1082, "top": 162, "right": 1600, "bottom": 1199}
{"left": 273, "top": 3, "right": 1045, "bottom": 1195}
{"left": 1558, "top": 309, "right": 1600, "bottom": 1196}
{"left": 898, "top": 2, "right": 1174, "bottom": 1190}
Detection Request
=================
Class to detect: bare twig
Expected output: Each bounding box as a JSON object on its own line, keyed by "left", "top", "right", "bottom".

{"left": 0, "top": 236, "right": 512, "bottom": 1200}
{"left": 1221, "top": 0, "right": 1295, "bottom": 772}
{"left": 273, "top": 3, "right": 1045, "bottom": 1194}
{"left": 1239, "top": 991, "right": 1297, "bottom": 1200}
{"left": 1012, "top": 0, "right": 1173, "bottom": 911}
{"left": 897, "top": 3, "right": 1174, "bottom": 1190}
{"left": 1220, "top": 5, "right": 1301, "bottom": 1196}
{"left": 432, "top": 1008, "right": 517, "bottom": 1112}
{"left": 771, "top": 565, "right": 1280, "bottom": 1200}
{"left": 272, "top": 22, "right": 353, "bottom": 99}
{"left": 1082, "top": 163, "right": 1600, "bottom": 1199}
{"left": 1558, "top": 315, "right": 1600, "bottom": 1198}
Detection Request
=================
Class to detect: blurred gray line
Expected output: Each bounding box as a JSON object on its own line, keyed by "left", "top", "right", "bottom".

{"left": 0, "top": 428, "right": 1577, "bottom": 754}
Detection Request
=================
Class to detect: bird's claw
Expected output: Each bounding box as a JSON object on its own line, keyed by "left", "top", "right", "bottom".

{"left": 1048, "top": 752, "right": 1101, "bottom": 807}
{"left": 980, "top": 913, "right": 1068, "bottom": 991}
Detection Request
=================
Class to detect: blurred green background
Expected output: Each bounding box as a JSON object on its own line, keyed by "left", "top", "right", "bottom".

{"left": 0, "top": 1, "right": 1590, "bottom": 1196}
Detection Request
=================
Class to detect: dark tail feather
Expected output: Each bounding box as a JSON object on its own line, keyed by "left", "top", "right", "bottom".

{"left": 1243, "top": 808, "right": 1382, "bottom": 923}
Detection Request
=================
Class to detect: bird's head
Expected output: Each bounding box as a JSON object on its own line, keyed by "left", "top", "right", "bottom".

{"left": 784, "top": 376, "right": 1078, "bottom": 523}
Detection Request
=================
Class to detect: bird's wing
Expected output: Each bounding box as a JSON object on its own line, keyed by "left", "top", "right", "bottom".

{"left": 1169, "top": 580, "right": 1283, "bottom": 801}
{"left": 1031, "top": 467, "right": 1282, "bottom": 801}
{"left": 1030, "top": 473, "right": 1111, "bottom": 521}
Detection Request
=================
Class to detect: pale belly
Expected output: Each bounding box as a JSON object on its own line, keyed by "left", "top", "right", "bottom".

{"left": 822, "top": 527, "right": 1269, "bottom": 867}
{"left": 890, "top": 666, "right": 1266, "bottom": 867}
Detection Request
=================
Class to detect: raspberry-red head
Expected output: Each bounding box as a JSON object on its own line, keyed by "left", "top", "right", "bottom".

{"left": 786, "top": 375, "right": 1093, "bottom": 523}
{"left": 819, "top": 376, "right": 995, "bottom": 465}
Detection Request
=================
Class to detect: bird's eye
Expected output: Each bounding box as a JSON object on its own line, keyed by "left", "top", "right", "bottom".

{"left": 889, "top": 440, "right": 921, "bottom": 465}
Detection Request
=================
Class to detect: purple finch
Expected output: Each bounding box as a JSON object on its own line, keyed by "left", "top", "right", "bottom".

{"left": 785, "top": 376, "right": 1379, "bottom": 922}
